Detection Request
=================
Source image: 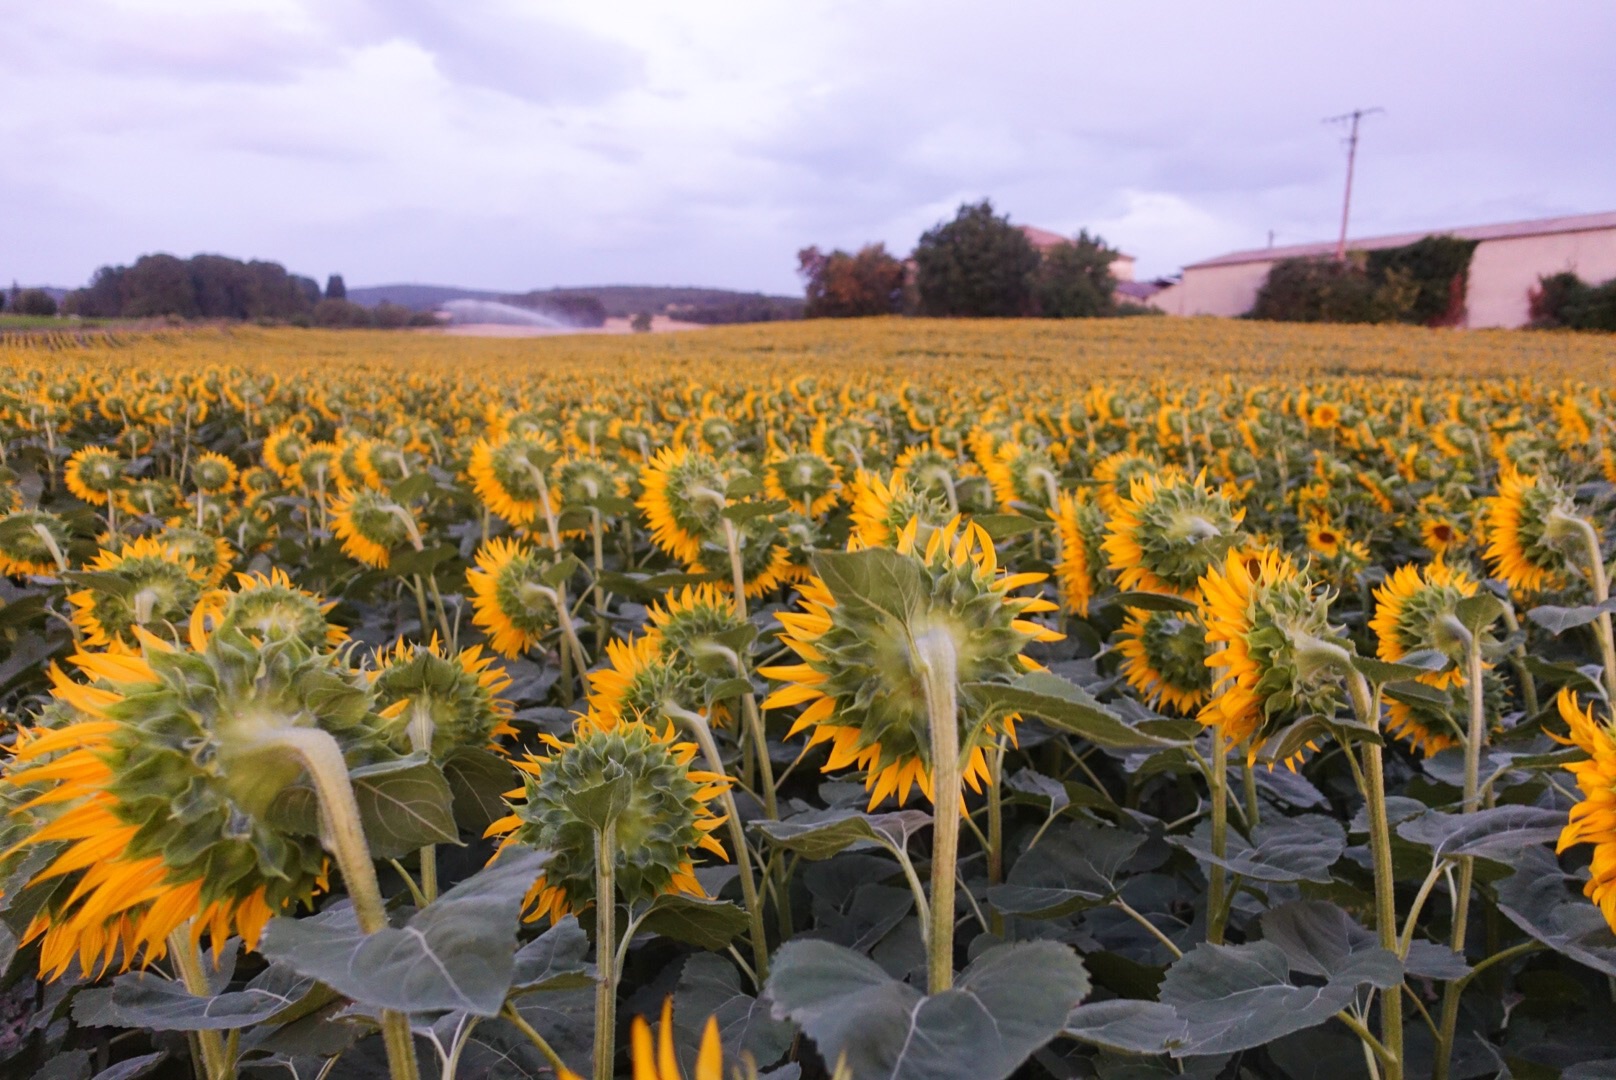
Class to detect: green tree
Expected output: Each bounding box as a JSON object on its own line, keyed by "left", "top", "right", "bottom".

{"left": 630, "top": 311, "right": 654, "bottom": 332}
{"left": 15, "top": 289, "right": 59, "bottom": 317}
{"left": 325, "top": 274, "right": 347, "bottom": 301}
{"left": 913, "top": 200, "right": 1040, "bottom": 317}
{"left": 1032, "top": 230, "right": 1118, "bottom": 318}
{"left": 798, "top": 243, "right": 907, "bottom": 318}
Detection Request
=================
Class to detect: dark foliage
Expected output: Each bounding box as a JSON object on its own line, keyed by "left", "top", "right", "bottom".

{"left": 1252, "top": 235, "right": 1479, "bottom": 326}
{"left": 798, "top": 243, "right": 908, "bottom": 318}
{"left": 325, "top": 274, "right": 347, "bottom": 301}
{"left": 1032, "top": 231, "right": 1120, "bottom": 318}
{"left": 1530, "top": 271, "right": 1616, "bottom": 331}
{"left": 913, "top": 200, "right": 1041, "bottom": 317}
{"left": 65, "top": 253, "right": 321, "bottom": 321}
{"left": 12, "top": 288, "right": 58, "bottom": 317}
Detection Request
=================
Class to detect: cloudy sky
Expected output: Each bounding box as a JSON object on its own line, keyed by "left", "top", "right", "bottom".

{"left": 5, "top": 1, "right": 1613, "bottom": 294}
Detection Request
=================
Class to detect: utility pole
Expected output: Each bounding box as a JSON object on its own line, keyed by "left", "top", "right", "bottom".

{"left": 1324, "top": 107, "right": 1383, "bottom": 261}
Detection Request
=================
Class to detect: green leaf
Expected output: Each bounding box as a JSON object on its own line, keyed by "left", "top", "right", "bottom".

{"left": 349, "top": 756, "right": 459, "bottom": 860}
{"left": 988, "top": 826, "right": 1145, "bottom": 919}
{"left": 765, "top": 939, "right": 1090, "bottom": 1080}
{"left": 388, "top": 543, "right": 457, "bottom": 580}
{"left": 390, "top": 472, "right": 436, "bottom": 504}
{"left": 753, "top": 808, "right": 932, "bottom": 862}
{"left": 673, "top": 954, "right": 794, "bottom": 1074}
{"left": 511, "top": 915, "right": 593, "bottom": 993}
{"left": 60, "top": 570, "right": 136, "bottom": 599}
{"left": 1064, "top": 1000, "right": 1187, "bottom": 1055}
{"left": 74, "top": 963, "right": 316, "bottom": 1031}
{"left": 1527, "top": 598, "right": 1616, "bottom": 635}
{"left": 970, "top": 513, "right": 1045, "bottom": 540}
{"left": 965, "top": 672, "right": 1182, "bottom": 750}
{"left": 1352, "top": 650, "right": 1450, "bottom": 685}
{"left": 540, "top": 553, "right": 587, "bottom": 588}
{"left": 1394, "top": 805, "right": 1565, "bottom": 861}
{"left": 1107, "top": 590, "right": 1200, "bottom": 614}
{"left": 88, "top": 1053, "right": 165, "bottom": 1080}
{"left": 638, "top": 893, "right": 751, "bottom": 951}
{"left": 1455, "top": 593, "right": 1508, "bottom": 633}
{"left": 442, "top": 748, "right": 518, "bottom": 834}
{"left": 1383, "top": 679, "right": 1454, "bottom": 709}
{"left": 722, "top": 499, "right": 790, "bottom": 524}
{"left": 595, "top": 569, "right": 726, "bottom": 602}
{"left": 260, "top": 848, "right": 551, "bottom": 1016}
{"left": 1496, "top": 846, "right": 1616, "bottom": 976}
{"left": 1259, "top": 901, "right": 1401, "bottom": 989}
{"left": 725, "top": 475, "right": 762, "bottom": 499}
{"left": 810, "top": 547, "right": 925, "bottom": 624}
{"left": 1170, "top": 815, "right": 1345, "bottom": 884}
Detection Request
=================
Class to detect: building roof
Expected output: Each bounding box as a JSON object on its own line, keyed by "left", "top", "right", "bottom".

{"left": 1184, "top": 210, "right": 1616, "bottom": 270}
{"left": 1019, "top": 224, "right": 1135, "bottom": 260}
{"left": 1115, "top": 280, "right": 1164, "bottom": 301}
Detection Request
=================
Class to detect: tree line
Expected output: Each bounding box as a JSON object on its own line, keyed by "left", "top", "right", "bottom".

{"left": 797, "top": 199, "right": 1139, "bottom": 319}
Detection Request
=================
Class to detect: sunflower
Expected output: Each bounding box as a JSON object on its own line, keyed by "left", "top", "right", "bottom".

{"left": 555, "top": 456, "right": 628, "bottom": 513}
{"left": 367, "top": 637, "right": 515, "bottom": 758}
{"left": 67, "top": 536, "right": 207, "bottom": 648}
{"left": 691, "top": 514, "right": 794, "bottom": 601}
{"left": 1103, "top": 472, "right": 1245, "bottom": 599}
{"left": 1116, "top": 608, "right": 1214, "bottom": 716}
{"left": 892, "top": 444, "right": 961, "bottom": 510}
{"left": 1196, "top": 548, "right": 1341, "bottom": 755}
{"left": 156, "top": 525, "right": 235, "bottom": 588}
{"left": 486, "top": 713, "right": 728, "bottom": 923}
{"left": 848, "top": 471, "right": 950, "bottom": 551}
{"left": 1553, "top": 690, "right": 1616, "bottom": 930}
{"left": 64, "top": 446, "right": 125, "bottom": 507}
{"left": 261, "top": 426, "right": 307, "bottom": 482}
{"left": 1092, "top": 450, "right": 1162, "bottom": 516}
{"left": 190, "top": 452, "right": 239, "bottom": 496}
{"left": 1050, "top": 490, "right": 1108, "bottom": 618}
{"left": 588, "top": 634, "right": 714, "bottom": 727}
{"left": 638, "top": 446, "right": 730, "bottom": 566}
{"left": 2, "top": 627, "right": 392, "bottom": 979}
{"left": 1303, "top": 517, "right": 1347, "bottom": 560}
{"left": 763, "top": 450, "right": 842, "bottom": 518}
{"left": 466, "top": 538, "right": 562, "bottom": 658}
{"left": 1482, "top": 466, "right": 1575, "bottom": 594}
{"left": 329, "top": 486, "right": 418, "bottom": 569}
{"left": 1369, "top": 562, "right": 1482, "bottom": 756}
{"left": 0, "top": 509, "right": 72, "bottom": 577}
{"left": 762, "top": 517, "right": 1061, "bottom": 809}
{"left": 192, "top": 568, "right": 348, "bottom": 650}
{"left": 468, "top": 434, "right": 561, "bottom": 529}
{"left": 984, "top": 442, "right": 1060, "bottom": 513}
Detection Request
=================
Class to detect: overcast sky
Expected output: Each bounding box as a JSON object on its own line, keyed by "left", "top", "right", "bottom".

{"left": 6, "top": 1, "right": 1613, "bottom": 294}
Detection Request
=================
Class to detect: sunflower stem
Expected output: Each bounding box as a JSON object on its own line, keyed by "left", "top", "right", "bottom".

{"left": 592, "top": 824, "right": 617, "bottom": 1080}
{"left": 255, "top": 726, "right": 422, "bottom": 1080}
{"left": 1349, "top": 672, "right": 1404, "bottom": 1080}
{"left": 668, "top": 703, "right": 770, "bottom": 983}
{"left": 722, "top": 517, "right": 748, "bottom": 620}
{"left": 1433, "top": 635, "right": 1488, "bottom": 1080}
{"left": 1499, "top": 605, "right": 1540, "bottom": 718}
{"left": 30, "top": 523, "right": 68, "bottom": 574}
{"left": 1207, "top": 734, "right": 1229, "bottom": 946}
{"left": 167, "top": 929, "right": 232, "bottom": 1080}
{"left": 1567, "top": 515, "right": 1616, "bottom": 704}
{"left": 915, "top": 627, "right": 960, "bottom": 994}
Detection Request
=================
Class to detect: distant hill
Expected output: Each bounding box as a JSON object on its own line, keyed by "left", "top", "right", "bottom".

{"left": 348, "top": 283, "right": 804, "bottom": 324}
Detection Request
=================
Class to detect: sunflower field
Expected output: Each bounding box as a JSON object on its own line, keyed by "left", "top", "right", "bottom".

{"left": 0, "top": 318, "right": 1614, "bottom": 1080}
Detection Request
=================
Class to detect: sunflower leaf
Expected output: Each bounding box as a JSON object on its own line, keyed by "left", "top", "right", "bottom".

{"left": 722, "top": 499, "right": 789, "bottom": 524}
{"left": 1455, "top": 593, "right": 1508, "bottom": 633}
{"left": 988, "top": 825, "right": 1144, "bottom": 918}
{"left": 349, "top": 756, "right": 460, "bottom": 859}
{"left": 810, "top": 547, "right": 926, "bottom": 624}
{"left": 1496, "top": 845, "right": 1616, "bottom": 976}
{"left": 966, "top": 672, "right": 1183, "bottom": 750}
{"left": 442, "top": 748, "right": 519, "bottom": 834}
{"left": 1526, "top": 599, "right": 1616, "bottom": 635}
{"left": 1351, "top": 650, "right": 1450, "bottom": 685}
{"left": 1394, "top": 805, "right": 1565, "bottom": 861}
{"left": 510, "top": 915, "right": 593, "bottom": 993}
{"left": 753, "top": 808, "right": 932, "bottom": 862}
{"left": 637, "top": 893, "right": 751, "bottom": 951}
{"left": 1170, "top": 814, "right": 1345, "bottom": 884}
{"left": 1107, "top": 590, "right": 1200, "bottom": 613}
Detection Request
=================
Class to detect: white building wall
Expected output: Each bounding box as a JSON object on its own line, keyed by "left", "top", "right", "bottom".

{"left": 1147, "top": 260, "right": 1273, "bottom": 317}
{"left": 1463, "top": 228, "right": 1616, "bottom": 328}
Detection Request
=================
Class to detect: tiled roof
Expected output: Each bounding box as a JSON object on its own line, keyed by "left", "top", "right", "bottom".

{"left": 1019, "top": 225, "right": 1135, "bottom": 260}
{"left": 1185, "top": 210, "right": 1616, "bottom": 270}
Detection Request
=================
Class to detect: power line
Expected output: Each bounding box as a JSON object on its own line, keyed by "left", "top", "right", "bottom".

{"left": 1323, "top": 107, "right": 1384, "bottom": 261}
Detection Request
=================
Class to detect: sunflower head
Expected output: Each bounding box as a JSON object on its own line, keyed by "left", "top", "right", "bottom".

{"left": 891, "top": 445, "right": 959, "bottom": 506}
{"left": 0, "top": 509, "right": 72, "bottom": 577}
{"left": 4, "top": 627, "right": 393, "bottom": 978}
{"left": 1092, "top": 450, "right": 1161, "bottom": 515}
{"left": 262, "top": 426, "right": 307, "bottom": 481}
{"left": 116, "top": 477, "right": 185, "bottom": 520}
{"left": 194, "top": 568, "right": 347, "bottom": 650}
{"left": 488, "top": 713, "right": 728, "bottom": 922}
{"left": 555, "top": 456, "right": 627, "bottom": 511}
{"left": 156, "top": 525, "right": 235, "bottom": 588}
{"left": 1196, "top": 549, "right": 1342, "bottom": 754}
{"left": 763, "top": 451, "right": 842, "bottom": 517}
{"left": 468, "top": 434, "right": 561, "bottom": 528}
{"left": 466, "top": 538, "right": 563, "bottom": 658}
{"left": 1050, "top": 490, "right": 1109, "bottom": 618}
{"left": 638, "top": 446, "right": 730, "bottom": 565}
{"left": 329, "top": 486, "right": 417, "bottom": 569}
{"left": 762, "top": 517, "right": 1061, "bottom": 809}
{"left": 1370, "top": 562, "right": 1480, "bottom": 686}
{"left": 1103, "top": 472, "right": 1245, "bottom": 598}
{"left": 692, "top": 513, "right": 793, "bottom": 601}
{"left": 64, "top": 447, "right": 126, "bottom": 507}
{"left": 369, "top": 637, "right": 514, "bottom": 758}
{"left": 849, "top": 471, "right": 950, "bottom": 551}
{"left": 1551, "top": 690, "right": 1616, "bottom": 929}
{"left": 191, "top": 452, "right": 239, "bottom": 496}
{"left": 67, "top": 536, "right": 206, "bottom": 649}
{"left": 588, "top": 634, "right": 713, "bottom": 726}
{"left": 985, "top": 442, "right": 1060, "bottom": 512}
{"left": 647, "top": 583, "right": 754, "bottom": 675}
{"left": 1116, "top": 607, "right": 1214, "bottom": 716}
{"left": 1482, "top": 467, "right": 1578, "bottom": 594}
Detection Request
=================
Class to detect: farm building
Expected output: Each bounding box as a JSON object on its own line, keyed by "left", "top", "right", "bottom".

{"left": 1146, "top": 210, "right": 1616, "bottom": 327}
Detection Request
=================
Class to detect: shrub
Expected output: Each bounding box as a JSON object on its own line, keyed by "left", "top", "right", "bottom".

{"left": 798, "top": 243, "right": 907, "bottom": 318}
{"left": 1031, "top": 231, "right": 1119, "bottom": 318}
{"left": 14, "top": 289, "right": 59, "bottom": 317}
{"left": 913, "top": 200, "right": 1040, "bottom": 317}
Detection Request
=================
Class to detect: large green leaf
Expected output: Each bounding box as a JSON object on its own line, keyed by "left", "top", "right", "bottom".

{"left": 988, "top": 826, "right": 1145, "bottom": 919}
{"left": 511, "top": 916, "right": 593, "bottom": 993}
{"left": 753, "top": 808, "right": 932, "bottom": 862}
{"left": 765, "top": 939, "right": 1089, "bottom": 1080}
{"left": 966, "top": 672, "right": 1182, "bottom": 750}
{"left": 1394, "top": 805, "right": 1565, "bottom": 862}
{"left": 1107, "top": 590, "right": 1200, "bottom": 614}
{"left": 1527, "top": 599, "right": 1616, "bottom": 635}
{"left": 1063, "top": 999, "right": 1188, "bottom": 1055}
{"left": 1259, "top": 901, "right": 1401, "bottom": 989}
{"left": 260, "top": 848, "right": 550, "bottom": 1016}
{"left": 349, "top": 755, "right": 460, "bottom": 859}
{"left": 1495, "top": 846, "right": 1616, "bottom": 976}
{"left": 810, "top": 547, "right": 926, "bottom": 624}
{"left": 1170, "top": 815, "right": 1345, "bottom": 884}
{"left": 1158, "top": 941, "right": 1365, "bottom": 1056}
{"left": 637, "top": 893, "right": 751, "bottom": 951}
{"left": 72, "top": 963, "right": 316, "bottom": 1032}
{"left": 1352, "top": 649, "right": 1450, "bottom": 685}
{"left": 673, "top": 954, "right": 795, "bottom": 1074}
{"left": 442, "top": 748, "right": 518, "bottom": 834}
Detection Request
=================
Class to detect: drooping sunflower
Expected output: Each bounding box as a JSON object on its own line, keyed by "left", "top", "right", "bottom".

{"left": 0, "top": 509, "right": 72, "bottom": 577}
{"left": 1482, "top": 466, "right": 1575, "bottom": 594}
{"left": 891, "top": 444, "right": 961, "bottom": 511}
{"left": 466, "top": 538, "right": 563, "bottom": 658}
{"left": 761, "top": 517, "right": 1061, "bottom": 809}
{"left": 1369, "top": 562, "right": 1482, "bottom": 756}
{"left": 487, "top": 712, "right": 728, "bottom": 923}
{"left": 1116, "top": 608, "right": 1214, "bottom": 716}
{"left": 155, "top": 525, "right": 235, "bottom": 589}
{"left": 1103, "top": 471, "right": 1245, "bottom": 599}
{"left": 638, "top": 445, "right": 730, "bottom": 566}
{"left": 367, "top": 637, "right": 515, "bottom": 759}
{"left": 691, "top": 514, "right": 794, "bottom": 601}
{"left": 190, "top": 451, "right": 239, "bottom": 497}
{"left": 587, "top": 634, "right": 713, "bottom": 727}
{"left": 329, "top": 486, "right": 418, "bottom": 569}
{"left": 64, "top": 446, "right": 125, "bottom": 507}
{"left": 468, "top": 434, "right": 562, "bottom": 530}
{"left": 848, "top": 471, "right": 951, "bottom": 551}
{"left": 191, "top": 568, "right": 348, "bottom": 650}
{"left": 763, "top": 450, "right": 842, "bottom": 518}
{"left": 2, "top": 628, "right": 393, "bottom": 979}
{"left": 67, "top": 537, "right": 207, "bottom": 649}
{"left": 984, "top": 442, "right": 1061, "bottom": 513}
{"left": 1092, "top": 450, "right": 1163, "bottom": 516}
{"left": 1196, "top": 548, "right": 1342, "bottom": 755}
{"left": 1050, "top": 490, "right": 1109, "bottom": 618}
{"left": 1553, "top": 690, "right": 1616, "bottom": 930}
{"left": 261, "top": 426, "right": 307, "bottom": 482}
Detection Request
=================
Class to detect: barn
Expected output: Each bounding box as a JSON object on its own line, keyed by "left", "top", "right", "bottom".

{"left": 1147, "top": 210, "right": 1616, "bottom": 327}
